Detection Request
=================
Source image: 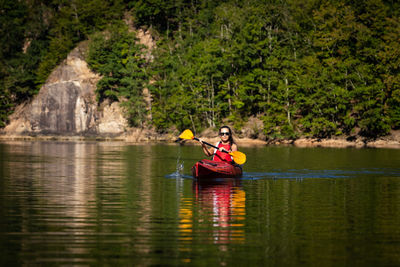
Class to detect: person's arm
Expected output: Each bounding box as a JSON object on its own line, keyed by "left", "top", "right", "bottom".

{"left": 198, "top": 139, "right": 214, "bottom": 157}
{"left": 218, "top": 143, "right": 238, "bottom": 153}
{"left": 231, "top": 143, "right": 238, "bottom": 152}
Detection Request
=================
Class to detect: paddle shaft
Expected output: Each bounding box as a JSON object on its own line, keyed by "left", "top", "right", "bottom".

{"left": 193, "top": 137, "right": 230, "bottom": 153}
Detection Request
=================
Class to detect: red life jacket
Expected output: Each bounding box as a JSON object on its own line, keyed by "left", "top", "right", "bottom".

{"left": 212, "top": 142, "right": 233, "bottom": 163}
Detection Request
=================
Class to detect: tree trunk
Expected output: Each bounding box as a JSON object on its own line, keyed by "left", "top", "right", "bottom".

{"left": 285, "top": 77, "right": 291, "bottom": 125}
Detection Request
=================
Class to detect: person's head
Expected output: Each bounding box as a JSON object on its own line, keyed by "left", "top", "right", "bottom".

{"left": 218, "top": 125, "right": 234, "bottom": 145}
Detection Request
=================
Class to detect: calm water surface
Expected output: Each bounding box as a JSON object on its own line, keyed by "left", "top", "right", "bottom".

{"left": 0, "top": 141, "right": 399, "bottom": 266}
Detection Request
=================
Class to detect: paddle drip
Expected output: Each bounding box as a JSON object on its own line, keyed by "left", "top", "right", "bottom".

{"left": 165, "top": 145, "right": 187, "bottom": 178}
{"left": 175, "top": 157, "right": 184, "bottom": 177}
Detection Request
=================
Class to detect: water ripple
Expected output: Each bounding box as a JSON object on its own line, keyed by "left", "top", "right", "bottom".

{"left": 242, "top": 168, "right": 400, "bottom": 180}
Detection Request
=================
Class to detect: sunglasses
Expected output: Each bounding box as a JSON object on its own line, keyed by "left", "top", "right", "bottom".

{"left": 220, "top": 132, "right": 230, "bottom": 136}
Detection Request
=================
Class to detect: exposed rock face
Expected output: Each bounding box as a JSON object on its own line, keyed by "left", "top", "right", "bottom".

{"left": 4, "top": 42, "right": 128, "bottom": 136}
{"left": 136, "top": 29, "right": 155, "bottom": 62}
{"left": 97, "top": 101, "right": 128, "bottom": 134}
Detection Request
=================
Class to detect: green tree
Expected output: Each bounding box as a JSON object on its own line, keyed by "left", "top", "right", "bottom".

{"left": 36, "top": 0, "right": 124, "bottom": 86}
{"left": 379, "top": 16, "right": 400, "bottom": 129}
{"left": 87, "top": 24, "right": 150, "bottom": 127}
{"left": 0, "top": 0, "right": 28, "bottom": 126}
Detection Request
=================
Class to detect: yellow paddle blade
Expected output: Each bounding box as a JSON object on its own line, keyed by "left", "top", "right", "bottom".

{"left": 179, "top": 129, "right": 194, "bottom": 140}
{"left": 230, "top": 151, "right": 246, "bottom": 165}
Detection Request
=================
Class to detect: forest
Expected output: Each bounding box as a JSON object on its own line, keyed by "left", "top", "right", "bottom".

{"left": 1, "top": 0, "right": 399, "bottom": 139}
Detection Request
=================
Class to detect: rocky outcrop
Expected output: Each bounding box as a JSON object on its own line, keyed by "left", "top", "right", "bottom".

{"left": 97, "top": 101, "right": 128, "bottom": 134}
{"left": 4, "top": 41, "right": 128, "bottom": 136}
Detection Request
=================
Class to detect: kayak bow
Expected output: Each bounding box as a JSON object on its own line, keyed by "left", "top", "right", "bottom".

{"left": 192, "top": 159, "right": 242, "bottom": 179}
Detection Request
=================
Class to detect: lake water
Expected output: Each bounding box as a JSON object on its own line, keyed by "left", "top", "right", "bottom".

{"left": 0, "top": 141, "right": 399, "bottom": 266}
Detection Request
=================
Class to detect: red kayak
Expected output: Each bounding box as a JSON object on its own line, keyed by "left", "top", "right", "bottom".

{"left": 192, "top": 159, "right": 242, "bottom": 179}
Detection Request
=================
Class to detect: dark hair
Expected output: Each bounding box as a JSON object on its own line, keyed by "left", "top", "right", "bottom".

{"left": 219, "top": 125, "right": 235, "bottom": 146}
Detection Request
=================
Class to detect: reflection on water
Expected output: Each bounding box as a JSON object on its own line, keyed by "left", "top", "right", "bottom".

{"left": 180, "top": 179, "right": 246, "bottom": 241}
{"left": 194, "top": 179, "right": 245, "bottom": 241}
{"left": 177, "top": 179, "right": 246, "bottom": 264}
{"left": 1, "top": 141, "right": 128, "bottom": 265}
{"left": 1, "top": 142, "right": 400, "bottom": 266}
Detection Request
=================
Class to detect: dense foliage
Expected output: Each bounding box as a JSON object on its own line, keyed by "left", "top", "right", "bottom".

{"left": 87, "top": 24, "right": 150, "bottom": 127}
{"left": 0, "top": 0, "right": 124, "bottom": 127}
{"left": 1, "top": 0, "right": 400, "bottom": 139}
{"left": 144, "top": 0, "right": 400, "bottom": 138}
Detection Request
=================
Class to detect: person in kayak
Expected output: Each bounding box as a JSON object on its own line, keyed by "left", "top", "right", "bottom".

{"left": 198, "top": 126, "right": 238, "bottom": 163}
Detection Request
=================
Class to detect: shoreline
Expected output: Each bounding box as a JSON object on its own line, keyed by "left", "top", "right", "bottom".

{"left": 1, "top": 133, "right": 399, "bottom": 149}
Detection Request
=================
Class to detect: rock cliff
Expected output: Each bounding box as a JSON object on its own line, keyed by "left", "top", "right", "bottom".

{"left": 4, "top": 42, "right": 128, "bottom": 136}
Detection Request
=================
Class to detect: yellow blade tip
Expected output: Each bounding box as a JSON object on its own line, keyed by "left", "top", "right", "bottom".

{"left": 179, "top": 129, "right": 194, "bottom": 140}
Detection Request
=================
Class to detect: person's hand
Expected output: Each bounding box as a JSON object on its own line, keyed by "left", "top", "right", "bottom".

{"left": 198, "top": 138, "right": 206, "bottom": 146}
{"left": 219, "top": 147, "right": 229, "bottom": 153}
